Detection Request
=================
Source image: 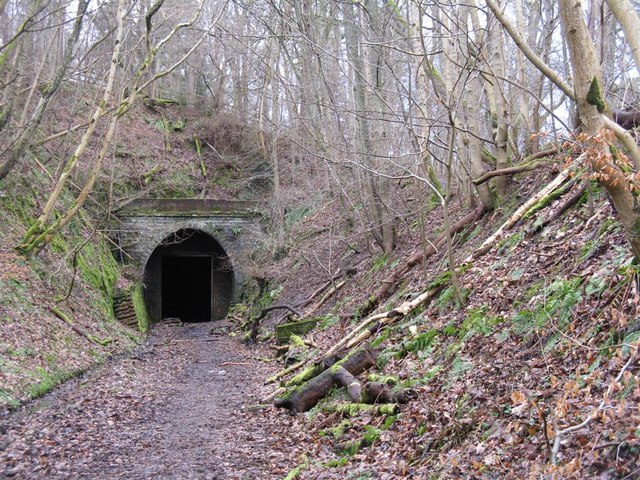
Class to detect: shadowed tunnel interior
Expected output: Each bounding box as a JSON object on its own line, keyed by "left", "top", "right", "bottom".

{"left": 143, "top": 229, "right": 233, "bottom": 322}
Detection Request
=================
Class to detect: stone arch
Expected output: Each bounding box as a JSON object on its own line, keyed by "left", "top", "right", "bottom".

{"left": 142, "top": 227, "right": 235, "bottom": 322}
{"left": 139, "top": 221, "right": 237, "bottom": 275}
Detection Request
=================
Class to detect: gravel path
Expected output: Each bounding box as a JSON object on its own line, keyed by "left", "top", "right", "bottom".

{"left": 0, "top": 322, "right": 301, "bottom": 479}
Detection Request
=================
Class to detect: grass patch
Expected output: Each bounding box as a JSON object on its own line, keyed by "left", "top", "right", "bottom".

{"left": 458, "top": 305, "right": 504, "bottom": 340}
{"left": 511, "top": 278, "right": 583, "bottom": 339}
{"left": 445, "top": 357, "right": 474, "bottom": 386}
{"left": 434, "top": 285, "right": 470, "bottom": 312}
{"left": 28, "top": 366, "right": 81, "bottom": 399}
{"left": 0, "top": 389, "right": 20, "bottom": 409}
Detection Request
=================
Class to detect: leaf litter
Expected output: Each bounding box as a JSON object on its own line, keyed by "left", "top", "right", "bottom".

{"left": 3, "top": 177, "right": 640, "bottom": 479}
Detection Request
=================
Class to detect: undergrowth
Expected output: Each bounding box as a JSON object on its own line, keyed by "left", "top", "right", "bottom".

{"left": 0, "top": 171, "right": 141, "bottom": 409}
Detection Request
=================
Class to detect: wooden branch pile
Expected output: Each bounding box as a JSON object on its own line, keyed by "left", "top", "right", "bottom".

{"left": 274, "top": 266, "right": 359, "bottom": 325}
{"left": 274, "top": 344, "right": 414, "bottom": 413}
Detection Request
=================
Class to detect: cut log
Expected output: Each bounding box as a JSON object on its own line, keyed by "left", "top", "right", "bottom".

{"left": 332, "top": 366, "right": 363, "bottom": 402}
{"left": 332, "top": 366, "right": 415, "bottom": 404}
{"left": 361, "top": 382, "right": 415, "bottom": 404}
{"left": 534, "top": 181, "right": 588, "bottom": 232}
{"left": 274, "top": 344, "right": 377, "bottom": 413}
{"left": 464, "top": 166, "right": 573, "bottom": 262}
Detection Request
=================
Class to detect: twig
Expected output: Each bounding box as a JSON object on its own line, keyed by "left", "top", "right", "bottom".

{"left": 304, "top": 279, "right": 347, "bottom": 318}
{"left": 265, "top": 359, "right": 306, "bottom": 385}
{"left": 534, "top": 402, "right": 552, "bottom": 462}
{"left": 261, "top": 386, "right": 286, "bottom": 404}
{"left": 51, "top": 306, "right": 112, "bottom": 346}
{"left": 473, "top": 158, "right": 554, "bottom": 185}
{"left": 255, "top": 304, "right": 303, "bottom": 322}
{"left": 157, "top": 338, "right": 221, "bottom": 345}
{"left": 622, "top": 466, "right": 640, "bottom": 479}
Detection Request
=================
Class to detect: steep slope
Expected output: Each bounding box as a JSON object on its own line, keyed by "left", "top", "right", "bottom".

{"left": 260, "top": 172, "right": 640, "bottom": 479}
{"left": 0, "top": 171, "right": 144, "bottom": 411}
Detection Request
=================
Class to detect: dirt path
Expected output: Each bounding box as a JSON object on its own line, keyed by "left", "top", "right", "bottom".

{"left": 0, "top": 322, "right": 303, "bottom": 479}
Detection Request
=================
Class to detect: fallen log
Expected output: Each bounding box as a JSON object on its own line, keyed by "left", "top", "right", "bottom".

{"left": 256, "top": 304, "right": 303, "bottom": 321}
{"left": 275, "top": 318, "right": 318, "bottom": 344}
{"left": 265, "top": 359, "right": 307, "bottom": 385}
{"left": 322, "top": 284, "right": 444, "bottom": 361}
{"left": 261, "top": 386, "right": 286, "bottom": 404}
{"left": 297, "top": 271, "right": 345, "bottom": 310}
{"left": 52, "top": 306, "right": 112, "bottom": 346}
{"left": 248, "top": 304, "right": 303, "bottom": 343}
{"left": 464, "top": 165, "right": 574, "bottom": 262}
{"left": 315, "top": 168, "right": 579, "bottom": 370}
{"left": 304, "top": 279, "right": 347, "bottom": 318}
{"left": 534, "top": 181, "right": 588, "bottom": 232}
{"left": 473, "top": 147, "right": 559, "bottom": 186}
{"left": 362, "top": 381, "right": 416, "bottom": 404}
{"left": 473, "top": 161, "right": 550, "bottom": 185}
{"left": 333, "top": 365, "right": 363, "bottom": 402}
{"left": 275, "top": 344, "right": 377, "bottom": 413}
{"left": 322, "top": 403, "right": 400, "bottom": 417}
{"left": 275, "top": 265, "right": 360, "bottom": 325}
{"left": 357, "top": 204, "right": 486, "bottom": 319}
{"left": 333, "top": 367, "right": 414, "bottom": 404}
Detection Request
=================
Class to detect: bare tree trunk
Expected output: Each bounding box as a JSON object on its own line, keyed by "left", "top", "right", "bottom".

{"left": 0, "top": 0, "right": 89, "bottom": 181}
{"left": 558, "top": 0, "right": 640, "bottom": 260}
{"left": 17, "top": 0, "right": 212, "bottom": 256}
{"left": 606, "top": 0, "right": 640, "bottom": 75}
{"left": 344, "top": 1, "right": 396, "bottom": 254}
{"left": 486, "top": 20, "right": 511, "bottom": 196}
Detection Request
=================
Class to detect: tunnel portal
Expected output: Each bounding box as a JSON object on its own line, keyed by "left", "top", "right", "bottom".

{"left": 115, "top": 198, "right": 259, "bottom": 326}
{"left": 144, "top": 229, "right": 233, "bottom": 322}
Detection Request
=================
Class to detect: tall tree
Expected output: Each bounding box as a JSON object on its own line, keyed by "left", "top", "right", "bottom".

{"left": 557, "top": 0, "right": 640, "bottom": 260}
{"left": 606, "top": 0, "right": 640, "bottom": 75}
{"left": 0, "top": 0, "right": 89, "bottom": 181}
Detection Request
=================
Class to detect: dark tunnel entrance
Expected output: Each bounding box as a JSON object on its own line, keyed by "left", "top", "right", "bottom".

{"left": 143, "top": 229, "right": 233, "bottom": 323}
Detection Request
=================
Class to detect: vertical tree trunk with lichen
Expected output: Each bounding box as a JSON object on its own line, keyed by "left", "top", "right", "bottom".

{"left": 558, "top": 0, "right": 640, "bottom": 260}
{"left": 484, "top": 16, "right": 511, "bottom": 197}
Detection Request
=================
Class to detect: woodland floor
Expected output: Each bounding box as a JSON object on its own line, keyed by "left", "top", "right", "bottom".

{"left": 0, "top": 321, "right": 303, "bottom": 479}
